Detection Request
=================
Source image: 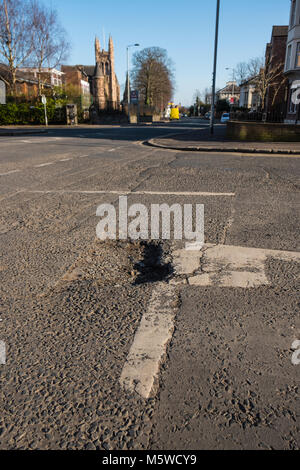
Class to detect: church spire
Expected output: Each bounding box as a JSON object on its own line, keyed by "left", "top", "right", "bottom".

{"left": 109, "top": 36, "right": 114, "bottom": 55}
{"left": 95, "top": 36, "right": 101, "bottom": 62}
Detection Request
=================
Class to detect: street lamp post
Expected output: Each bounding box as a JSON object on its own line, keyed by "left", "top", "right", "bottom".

{"left": 127, "top": 43, "right": 140, "bottom": 123}
{"left": 226, "top": 67, "right": 236, "bottom": 111}
{"left": 210, "top": 0, "right": 221, "bottom": 135}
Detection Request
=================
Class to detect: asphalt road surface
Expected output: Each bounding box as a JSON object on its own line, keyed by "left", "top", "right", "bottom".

{"left": 0, "top": 119, "right": 299, "bottom": 450}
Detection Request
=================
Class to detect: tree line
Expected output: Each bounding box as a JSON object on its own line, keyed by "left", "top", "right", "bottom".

{"left": 0, "top": 0, "right": 70, "bottom": 96}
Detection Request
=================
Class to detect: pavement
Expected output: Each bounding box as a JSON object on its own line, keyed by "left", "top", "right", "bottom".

{"left": 0, "top": 119, "right": 299, "bottom": 450}
{"left": 147, "top": 123, "right": 300, "bottom": 154}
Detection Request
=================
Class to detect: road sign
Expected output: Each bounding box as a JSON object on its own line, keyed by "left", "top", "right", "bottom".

{"left": 0, "top": 80, "right": 6, "bottom": 105}
{"left": 130, "top": 90, "right": 139, "bottom": 104}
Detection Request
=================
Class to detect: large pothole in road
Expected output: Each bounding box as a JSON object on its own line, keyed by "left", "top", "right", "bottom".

{"left": 60, "top": 239, "right": 173, "bottom": 288}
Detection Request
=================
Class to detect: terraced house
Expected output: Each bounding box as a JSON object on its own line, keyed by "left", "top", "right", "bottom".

{"left": 284, "top": 0, "right": 300, "bottom": 122}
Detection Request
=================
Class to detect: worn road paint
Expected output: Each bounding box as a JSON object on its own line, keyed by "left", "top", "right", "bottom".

{"left": 26, "top": 189, "right": 235, "bottom": 197}
{"left": 174, "top": 244, "right": 300, "bottom": 288}
{"left": 35, "top": 162, "right": 55, "bottom": 168}
{"left": 120, "top": 283, "right": 176, "bottom": 399}
{"left": 0, "top": 341, "right": 6, "bottom": 365}
{"left": 0, "top": 170, "right": 20, "bottom": 176}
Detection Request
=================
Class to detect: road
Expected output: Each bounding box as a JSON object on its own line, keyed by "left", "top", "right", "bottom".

{"left": 0, "top": 119, "right": 299, "bottom": 450}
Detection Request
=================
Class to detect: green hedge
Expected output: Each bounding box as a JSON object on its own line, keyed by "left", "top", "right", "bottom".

{"left": 0, "top": 99, "right": 68, "bottom": 125}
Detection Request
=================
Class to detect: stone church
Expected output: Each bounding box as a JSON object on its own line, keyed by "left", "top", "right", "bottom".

{"left": 92, "top": 36, "right": 120, "bottom": 111}
{"left": 62, "top": 36, "right": 120, "bottom": 113}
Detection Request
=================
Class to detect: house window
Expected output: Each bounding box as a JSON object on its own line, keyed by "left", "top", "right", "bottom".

{"left": 291, "top": 0, "right": 296, "bottom": 26}
{"left": 286, "top": 44, "right": 292, "bottom": 70}
{"left": 295, "top": 42, "right": 300, "bottom": 68}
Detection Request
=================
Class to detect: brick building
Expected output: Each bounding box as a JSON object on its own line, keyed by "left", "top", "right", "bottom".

{"left": 18, "top": 68, "right": 65, "bottom": 89}
{"left": 0, "top": 63, "right": 52, "bottom": 99}
{"left": 60, "top": 65, "right": 91, "bottom": 112}
{"left": 62, "top": 36, "right": 120, "bottom": 114}
{"left": 264, "top": 26, "right": 288, "bottom": 116}
{"left": 284, "top": 0, "right": 300, "bottom": 123}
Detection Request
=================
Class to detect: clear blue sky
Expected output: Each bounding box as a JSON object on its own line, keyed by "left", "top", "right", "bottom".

{"left": 48, "top": 0, "right": 290, "bottom": 106}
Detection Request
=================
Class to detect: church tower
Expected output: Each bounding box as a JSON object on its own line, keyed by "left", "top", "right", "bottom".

{"left": 109, "top": 36, "right": 117, "bottom": 109}
{"left": 92, "top": 35, "right": 120, "bottom": 112}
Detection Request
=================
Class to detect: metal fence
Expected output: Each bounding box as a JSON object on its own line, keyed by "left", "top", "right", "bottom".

{"left": 230, "top": 110, "right": 285, "bottom": 123}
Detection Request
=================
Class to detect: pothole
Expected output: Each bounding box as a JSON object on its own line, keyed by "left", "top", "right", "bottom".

{"left": 60, "top": 239, "right": 173, "bottom": 288}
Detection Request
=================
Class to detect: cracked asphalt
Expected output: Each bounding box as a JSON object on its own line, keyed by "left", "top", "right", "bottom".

{"left": 0, "top": 119, "right": 299, "bottom": 450}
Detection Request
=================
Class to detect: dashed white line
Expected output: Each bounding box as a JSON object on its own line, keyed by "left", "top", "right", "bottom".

{"left": 59, "top": 158, "right": 72, "bottom": 162}
{"left": 0, "top": 169, "right": 20, "bottom": 176}
{"left": 120, "top": 282, "right": 176, "bottom": 399}
{"left": 34, "top": 162, "right": 55, "bottom": 168}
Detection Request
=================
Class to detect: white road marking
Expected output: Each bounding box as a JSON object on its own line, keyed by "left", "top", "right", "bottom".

{"left": 0, "top": 169, "right": 20, "bottom": 176}
{"left": 34, "top": 162, "right": 55, "bottom": 168}
{"left": 0, "top": 341, "right": 6, "bottom": 365}
{"left": 26, "top": 189, "right": 235, "bottom": 197}
{"left": 59, "top": 158, "right": 72, "bottom": 162}
{"left": 174, "top": 244, "right": 300, "bottom": 288}
{"left": 78, "top": 154, "right": 89, "bottom": 158}
{"left": 120, "top": 282, "right": 176, "bottom": 399}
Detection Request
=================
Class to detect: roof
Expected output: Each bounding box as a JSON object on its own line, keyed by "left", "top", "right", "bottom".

{"left": 239, "top": 75, "right": 259, "bottom": 87}
{"left": 217, "top": 82, "right": 240, "bottom": 95}
{"left": 272, "top": 26, "right": 288, "bottom": 37}
{"left": 0, "top": 63, "right": 50, "bottom": 87}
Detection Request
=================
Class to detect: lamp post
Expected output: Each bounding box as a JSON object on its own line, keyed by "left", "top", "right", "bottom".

{"left": 210, "top": 0, "right": 221, "bottom": 135}
{"left": 127, "top": 43, "right": 140, "bottom": 123}
{"left": 226, "top": 67, "right": 236, "bottom": 110}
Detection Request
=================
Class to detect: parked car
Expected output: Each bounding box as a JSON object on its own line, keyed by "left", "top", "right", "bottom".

{"left": 220, "top": 112, "right": 230, "bottom": 123}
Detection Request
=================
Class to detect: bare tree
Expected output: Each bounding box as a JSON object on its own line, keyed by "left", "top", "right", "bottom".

{"left": 234, "top": 62, "right": 249, "bottom": 85}
{"left": 29, "top": 0, "right": 70, "bottom": 95}
{"left": 0, "top": 0, "right": 34, "bottom": 94}
{"left": 131, "top": 47, "right": 175, "bottom": 111}
{"left": 247, "top": 57, "right": 264, "bottom": 78}
{"left": 255, "top": 59, "right": 286, "bottom": 111}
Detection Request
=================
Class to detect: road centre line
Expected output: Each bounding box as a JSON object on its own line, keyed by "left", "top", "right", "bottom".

{"left": 34, "top": 162, "right": 55, "bottom": 168}
{"left": 26, "top": 189, "right": 235, "bottom": 197}
{"left": 0, "top": 169, "right": 20, "bottom": 176}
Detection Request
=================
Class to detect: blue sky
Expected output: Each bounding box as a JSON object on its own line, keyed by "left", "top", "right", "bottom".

{"left": 48, "top": 0, "right": 290, "bottom": 106}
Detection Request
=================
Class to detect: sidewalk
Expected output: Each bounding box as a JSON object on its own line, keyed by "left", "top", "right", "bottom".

{"left": 0, "top": 126, "right": 48, "bottom": 137}
{"left": 147, "top": 126, "right": 300, "bottom": 155}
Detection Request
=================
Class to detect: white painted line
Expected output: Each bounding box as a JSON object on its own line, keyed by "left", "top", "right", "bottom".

{"left": 59, "top": 158, "right": 72, "bottom": 162}
{"left": 0, "top": 341, "right": 6, "bottom": 365}
{"left": 120, "top": 283, "right": 176, "bottom": 399}
{"left": 0, "top": 169, "right": 20, "bottom": 176}
{"left": 35, "top": 162, "right": 55, "bottom": 168}
{"left": 174, "top": 244, "right": 300, "bottom": 288}
{"left": 133, "top": 190, "right": 235, "bottom": 197}
{"left": 25, "top": 189, "right": 235, "bottom": 197}
{"left": 78, "top": 154, "right": 89, "bottom": 158}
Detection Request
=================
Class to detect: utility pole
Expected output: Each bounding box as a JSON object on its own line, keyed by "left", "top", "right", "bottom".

{"left": 210, "top": 0, "right": 220, "bottom": 135}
